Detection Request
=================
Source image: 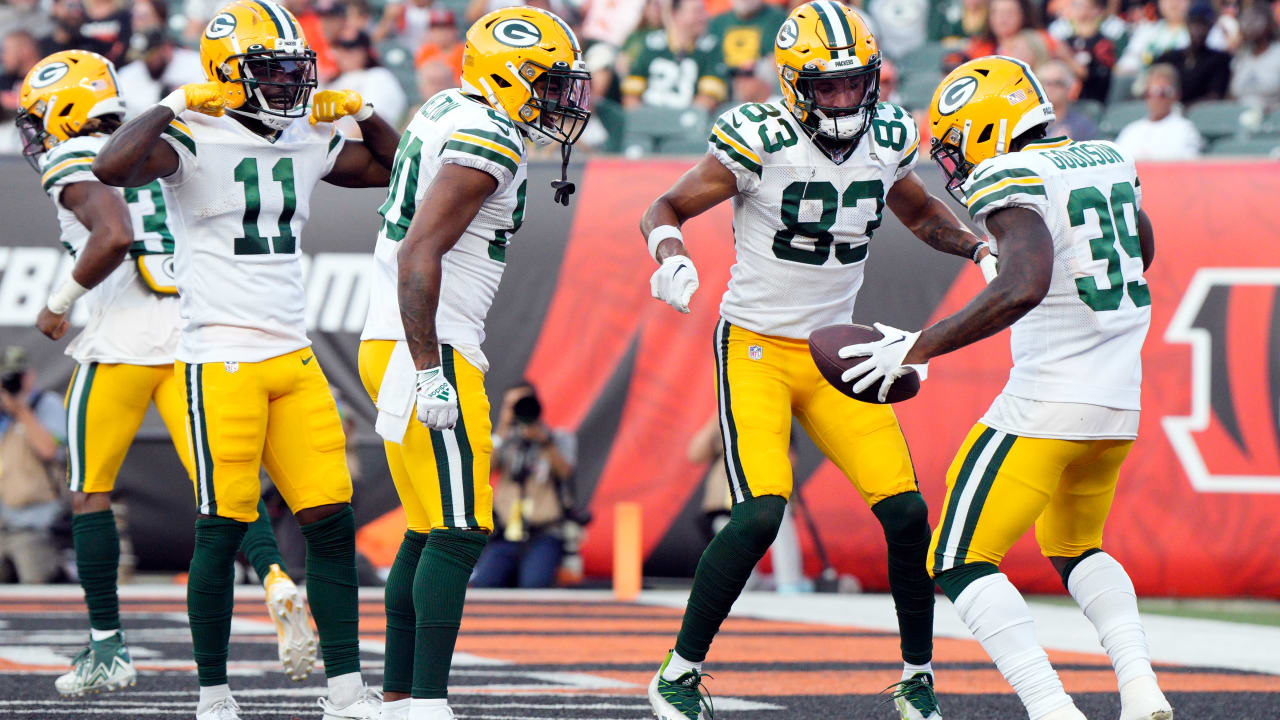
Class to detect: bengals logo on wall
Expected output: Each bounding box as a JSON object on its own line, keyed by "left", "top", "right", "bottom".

{"left": 1163, "top": 268, "right": 1280, "bottom": 493}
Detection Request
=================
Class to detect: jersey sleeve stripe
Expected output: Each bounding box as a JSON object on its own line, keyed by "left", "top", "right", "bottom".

{"left": 163, "top": 123, "right": 197, "bottom": 156}
{"left": 453, "top": 128, "right": 521, "bottom": 155}
{"left": 448, "top": 132, "right": 522, "bottom": 165}
{"left": 710, "top": 131, "right": 763, "bottom": 177}
{"left": 442, "top": 139, "right": 519, "bottom": 174}
{"left": 965, "top": 167, "right": 1039, "bottom": 196}
{"left": 41, "top": 161, "right": 95, "bottom": 192}
{"left": 41, "top": 152, "right": 96, "bottom": 178}
{"left": 43, "top": 149, "right": 97, "bottom": 168}
{"left": 328, "top": 133, "right": 342, "bottom": 153}
{"left": 897, "top": 144, "right": 918, "bottom": 169}
{"left": 711, "top": 123, "right": 762, "bottom": 164}
{"left": 966, "top": 175, "right": 1044, "bottom": 207}
{"left": 967, "top": 183, "right": 1047, "bottom": 218}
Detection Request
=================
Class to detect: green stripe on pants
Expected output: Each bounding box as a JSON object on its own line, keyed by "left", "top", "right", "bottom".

{"left": 441, "top": 347, "right": 478, "bottom": 528}
{"left": 934, "top": 427, "right": 996, "bottom": 571}
{"left": 953, "top": 433, "right": 1018, "bottom": 565}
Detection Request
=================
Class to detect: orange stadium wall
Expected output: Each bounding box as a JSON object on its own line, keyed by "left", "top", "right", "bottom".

{"left": 0, "top": 156, "right": 1277, "bottom": 598}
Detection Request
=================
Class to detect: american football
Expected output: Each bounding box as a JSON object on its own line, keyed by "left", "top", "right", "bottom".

{"left": 809, "top": 324, "right": 921, "bottom": 404}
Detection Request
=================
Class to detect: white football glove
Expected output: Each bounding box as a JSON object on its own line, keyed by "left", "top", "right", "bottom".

{"left": 838, "top": 322, "right": 930, "bottom": 403}
{"left": 415, "top": 366, "right": 458, "bottom": 430}
{"left": 650, "top": 255, "right": 699, "bottom": 313}
{"left": 978, "top": 251, "right": 998, "bottom": 283}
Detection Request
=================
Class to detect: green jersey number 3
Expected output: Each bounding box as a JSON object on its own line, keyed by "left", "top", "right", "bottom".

{"left": 1068, "top": 181, "right": 1150, "bottom": 311}
{"left": 233, "top": 157, "right": 298, "bottom": 255}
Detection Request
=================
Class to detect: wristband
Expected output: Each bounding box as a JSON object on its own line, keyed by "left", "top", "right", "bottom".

{"left": 647, "top": 225, "right": 683, "bottom": 260}
{"left": 47, "top": 277, "right": 89, "bottom": 314}
{"left": 353, "top": 102, "right": 375, "bottom": 122}
{"left": 969, "top": 240, "right": 990, "bottom": 264}
{"left": 159, "top": 89, "right": 187, "bottom": 117}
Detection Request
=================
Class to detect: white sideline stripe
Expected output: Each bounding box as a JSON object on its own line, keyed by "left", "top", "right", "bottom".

{"left": 639, "top": 590, "right": 1280, "bottom": 675}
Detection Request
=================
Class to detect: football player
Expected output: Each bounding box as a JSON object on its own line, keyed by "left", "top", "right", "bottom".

{"left": 17, "top": 49, "right": 315, "bottom": 697}
{"left": 639, "top": 3, "right": 993, "bottom": 719}
{"left": 90, "top": 1, "right": 399, "bottom": 717}
{"left": 838, "top": 56, "right": 1171, "bottom": 720}
{"left": 357, "top": 8, "right": 589, "bottom": 720}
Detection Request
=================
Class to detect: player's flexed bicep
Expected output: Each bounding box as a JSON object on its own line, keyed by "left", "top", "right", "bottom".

{"left": 314, "top": 89, "right": 399, "bottom": 187}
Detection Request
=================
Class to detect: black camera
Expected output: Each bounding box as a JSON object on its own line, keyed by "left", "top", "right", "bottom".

{"left": 512, "top": 394, "right": 542, "bottom": 425}
{"left": 1, "top": 371, "right": 23, "bottom": 395}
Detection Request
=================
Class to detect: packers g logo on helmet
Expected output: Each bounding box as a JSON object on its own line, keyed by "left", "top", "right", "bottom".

{"left": 29, "top": 62, "right": 70, "bottom": 89}
{"left": 493, "top": 18, "right": 541, "bottom": 47}
{"left": 776, "top": 19, "right": 798, "bottom": 50}
{"left": 205, "top": 12, "right": 237, "bottom": 39}
{"left": 17, "top": 50, "right": 125, "bottom": 170}
{"left": 936, "top": 76, "right": 978, "bottom": 116}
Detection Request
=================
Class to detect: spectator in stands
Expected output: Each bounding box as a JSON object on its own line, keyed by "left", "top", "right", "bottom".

{"left": 281, "top": 0, "right": 339, "bottom": 81}
{"left": 1050, "top": 0, "right": 1125, "bottom": 103}
{"left": 344, "top": 0, "right": 375, "bottom": 35}
{"left": 879, "top": 56, "right": 901, "bottom": 105}
{"left": 1155, "top": 1, "right": 1231, "bottom": 103}
{"left": 1116, "top": 0, "right": 1190, "bottom": 80}
{"left": 863, "top": 0, "right": 929, "bottom": 58}
{"left": 130, "top": 0, "right": 167, "bottom": 35}
{"left": 0, "top": 31, "right": 40, "bottom": 154}
{"left": 0, "top": 347, "right": 67, "bottom": 584}
{"left": 706, "top": 0, "right": 786, "bottom": 81}
{"left": 417, "top": 52, "right": 456, "bottom": 103}
{"left": 1039, "top": 58, "right": 1100, "bottom": 139}
{"left": 622, "top": 0, "right": 727, "bottom": 111}
{"left": 183, "top": 0, "right": 224, "bottom": 44}
{"left": 41, "top": 0, "right": 107, "bottom": 58}
{"left": 413, "top": 7, "right": 463, "bottom": 79}
{"left": 328, "top": 30, "right": 408, "bottom": 136}
{"left": 968, "top": 0, "right": 1059, "bottom": 67}
{"left": 374, "top": 0, "right": 434, "bottom": 47}
{"left": 0, "top": 0, "right": 51, "bottom": 43}
{"left": 1206, "top": 0, "right": 1241, "bottom": 52}
{"left": 80, "top": 0, "right": 131, "bottom": 64}
{"left": 117, "top": 29, "right": 205, "bottom": 110}
{"left": 1114, "top": 62, "right": 1203, "bottom": 158}
{"left": 1229, "top": 1, "right": 1280, "bottom": 111}
{"left": 929, "top": 0, "right": 989, "bottom": 45}
{"left": 471, "top": 383, "right": 583, "bottom": 589}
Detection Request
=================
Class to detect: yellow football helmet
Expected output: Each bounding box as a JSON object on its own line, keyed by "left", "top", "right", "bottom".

{"left": 199, "top": 0, "right": 316, "bottom": 131}
{"left": 16, "top": 50, "right": 126, "bottom": 170}
{"left": 928, "top": 55, "right": 1056, "bottom": 201}
{"left": 775, "top": 1, "right": 881, "bottom": 143}
{"left": 460, "top": 6, "right": 591, "bottom": 148}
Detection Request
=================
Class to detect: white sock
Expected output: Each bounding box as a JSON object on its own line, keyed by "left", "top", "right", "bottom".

{"left": 954, "top": 573, "right": 1073, "bottom": 720}
{"left": 197, "top": 684, "right": 231, "bottom": 714}
{"left": 902, "top": 661, "right": 933, "bottom": 680}
{"left": 409, "top": 697, "right": 449, "bottom": 719}
{"left": 327, "top": 671, "right": 363, "bottom": 708}
{"left": 661, "top": 650, "right": 702, "bottom": 681}
{"left": 1067, "top": 552, "right": 1156, "bottom": 689}
{"left": 89, "top": 628, "right": 119, "bottom": 641}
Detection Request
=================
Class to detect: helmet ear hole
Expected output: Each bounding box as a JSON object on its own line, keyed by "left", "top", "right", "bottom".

{"left": 58, "top": 103, "right": 75, "bottom": 117}
{"left": 491, "top": 73, "right": 511, "bottom": 88}
{"left": 976, "top": 123, "right": 993, "bottom": 144}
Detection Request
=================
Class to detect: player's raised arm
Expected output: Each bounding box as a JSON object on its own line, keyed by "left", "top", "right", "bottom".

{"left": 312, "top": 89, "right": 398, "bottom": 187}
{"left": 886, "top": 169, "right": 995, "bottom": 275}
{"left": 398, "top": 163, "right": 498, "bottom": 426}
{"left": 93, "top": 84, "right": 224, "bottom": 187}
{"left": 36, "top": 182, "right": 134, "bottom": 340}
{"left": 639, "top": 153, "right": 739, "bottom": 313}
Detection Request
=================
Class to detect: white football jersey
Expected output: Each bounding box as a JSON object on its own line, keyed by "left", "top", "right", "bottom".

{"left": 40, "top": 135, "right": 181, "bottom": 365}
{"left": 708, "top": 101, "right": 920, "bottom": 339}
{"left": 361, "top": 89, "right": 529, "bottom": 373}
{"left": 962, "top": 136, "right": 1150, "bottom": 411}
{"left": 159, "top": 113, "right": 345, "bottom": 363}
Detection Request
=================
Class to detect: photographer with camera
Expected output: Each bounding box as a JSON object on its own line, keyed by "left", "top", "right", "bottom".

{"left": 471, "top": 382, "right": 587, "bottom": 589}
{"left": 0, "top": 346, "right": 68, "bottom": 583}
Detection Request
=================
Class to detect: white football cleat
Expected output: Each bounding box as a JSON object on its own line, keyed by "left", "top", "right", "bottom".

{"left": 264, "top": 564, "right": 316, "bottom": 681}
{"left": 1120, "top": 676, "right": 1173, "bottom": 720}
{"left": 381, "top": 699, "right": 410, "bottom": 720}
{"left": 319, "top": 685, "right": 383, "bottom": 719}
{"left": 409, "top": 703, "right": 457, "bottom": 719}
{"left": 196, "top": 696, "right": 243, "bottom": 720}
{"left": 54, "top": 632, "right": 137, "bottom": 696}
{"left": 1038, "top": 705, "right": 1088, "bottom": 720}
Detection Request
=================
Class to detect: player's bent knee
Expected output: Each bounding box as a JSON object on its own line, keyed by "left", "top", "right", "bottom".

{"left": 934, "top": 561, "right": 1000, "bottom": 602}
{"left": 71, "top": 491, "right": 112, "bottom": 515}
{"left": 871, "top": 491, "right": 929, "bottom": 542}
{"left": 1050, "top": 547, "right": 1104, "bottom": 588}
{"left": 294, "top": 502, "right": 351, "bottom": 526}
{"left": 727, "top": 494, "right": 787, "bottom": 555}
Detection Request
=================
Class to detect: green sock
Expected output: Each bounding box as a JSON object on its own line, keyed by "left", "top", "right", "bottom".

{"left": 188, "top": 516, "right": 247, "bottom": 686}
{"left": 872, "top": 492, "right": 936, "bottom": 666}
{"left": 299, "top": 506, "right": 360, "bottom": 678}
{"left": 384, "top": 530, "right": 426, "bottom": 695}
{"left": 674, "top": 495, "right": 785, "bottom": 663}
{"left": 240, "top": 498, "right": 286, "bottom": 581}
{"left": 72, "top": 510, "right": 121, "bottom": 632}
{"left": 412, "top": 528, "right": 487, "bottom": 699}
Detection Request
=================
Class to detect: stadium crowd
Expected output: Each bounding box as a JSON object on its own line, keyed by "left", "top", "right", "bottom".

{"left": 3, "top": 0, "right": 1280, "bottom": 158}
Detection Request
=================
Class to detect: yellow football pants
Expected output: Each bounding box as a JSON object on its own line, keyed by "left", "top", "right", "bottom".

{"left": 928, "top": 423, "right": 1133, "bottom": 576}
{"left": 358, "top": 340, "right": 494, "bottom": 533}
{"left": 64, "top": 362, "right": 192, "bottom": 493}
{"left": 176, "top": 348, "right": 351, "bottom": 522}
{"left": 713, "top": 319, "right": 917, "bottom": 506}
